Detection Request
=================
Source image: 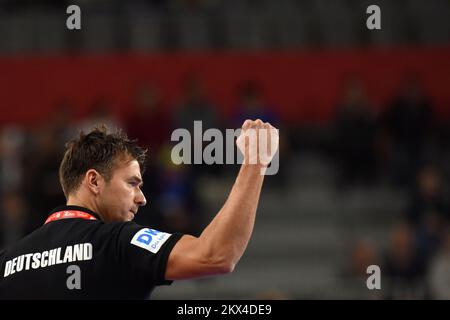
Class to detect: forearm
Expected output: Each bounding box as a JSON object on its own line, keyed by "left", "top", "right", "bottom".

{"left": 198, "top": 163, "right": 266, "bottom": 268}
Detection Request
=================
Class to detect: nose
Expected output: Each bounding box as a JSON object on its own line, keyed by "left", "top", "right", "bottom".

{"left": 135, "top": 189, "right": 147, "bottom": 207}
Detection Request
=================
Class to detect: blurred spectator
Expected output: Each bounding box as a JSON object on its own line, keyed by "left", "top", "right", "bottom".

{"left": 383, "top": 223, "right": 428, "bottom": 299}
{"left": 229, "top": 81, "right": 287, "bottom": 185}
{"left": 50, "top": 99, "right": 78, "bottom": 148}
{"left": 155, "top": 143, "right": 201, "bottom": 235}
{"left": 415, "top": 212, "right": 446, "bottom": 275}
{"left": 343, "top": 239, "right": 382, "bottom": 299}
{"left": 173, "top": 75, "right": 221, "bottom": 176}
{"left": 428, "top": 232, "right": 450, "bottom": 299}
{"left": 173, "top": 75, "right": 220, "bottom": 132}
{"left": 406, "top": 165, "right": 449, "bottom": 226}
{"left": 333, "top": 77, "right": 379, "bottom": 188}
{"left": 0, "top": 126, "right": 26, "bottom": 193}
{"left": 0, "top": 191, "right": 27, "bottom": 249}
{"left": 125, "top": 83, "right": 171, "bottom": 153}
{"left": 23, "top": 124, "right": 66, "bottom": 233}
{"left": 381, "top": 76, "right": 435, "bottom": 187}
{"left": 404, "top": 165, "right": 449, "bottom": 276}
{"left": 230, "top": 81, "right": 280, "bottom": 129}
{"left": 348, "top": 240, "right": 379, "bottom": 277}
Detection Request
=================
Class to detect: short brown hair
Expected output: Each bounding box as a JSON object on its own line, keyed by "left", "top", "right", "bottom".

{"left": 59, "top": 125, "right": 147, "bottom": 198}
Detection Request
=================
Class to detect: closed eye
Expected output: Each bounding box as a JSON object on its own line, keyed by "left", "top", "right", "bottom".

{"left": 128, "top": 175, "right": 144, "bottom": 188}
{"left": 128, "top": 180, "right": 143, "bottom": 188}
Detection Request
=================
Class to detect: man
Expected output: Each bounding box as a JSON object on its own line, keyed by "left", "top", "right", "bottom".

{"left": 0, "top": 119, "right": 278, "bottom": 299}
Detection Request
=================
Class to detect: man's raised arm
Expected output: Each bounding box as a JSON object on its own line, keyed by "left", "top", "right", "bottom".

{"left": 165, "top": 119, "right": 279, "bottom": 280}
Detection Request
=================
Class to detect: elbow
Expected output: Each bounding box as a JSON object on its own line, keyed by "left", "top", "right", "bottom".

{"left": 207, "top": 256, "right": 236, "bottom": 275}
{"left": 218, "top": 261, "right": 235, "bottom": 274}
{"left": 201, "top": 244, "right": 239, "bottom": 275}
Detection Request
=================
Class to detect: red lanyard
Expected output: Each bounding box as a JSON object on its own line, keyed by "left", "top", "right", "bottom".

{"left": 44, "top": 210, "right": 97, "bottom": 225}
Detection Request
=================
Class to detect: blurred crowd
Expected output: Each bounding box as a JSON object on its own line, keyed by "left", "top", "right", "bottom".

{"left": 0, "top": 73, "right": 449, "bottom": 299}
{"left": 336, "top": 75, "right": 450, "bottom": 299}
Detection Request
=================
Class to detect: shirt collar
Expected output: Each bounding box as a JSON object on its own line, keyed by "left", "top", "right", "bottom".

{"left": 49, "top": 205, "right": 102, "bottom": 221}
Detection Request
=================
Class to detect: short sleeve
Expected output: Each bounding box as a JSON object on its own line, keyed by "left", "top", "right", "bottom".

{"left": 112, "top": 222, "right": 183, "bottom": 292}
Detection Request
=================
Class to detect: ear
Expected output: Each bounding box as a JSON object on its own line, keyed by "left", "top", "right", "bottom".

{"left": 85, "top": 169, "right": 105, "bottom": 195}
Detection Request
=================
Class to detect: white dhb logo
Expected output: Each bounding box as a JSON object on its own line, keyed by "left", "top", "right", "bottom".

{"left": 366, "top": 5, "right": 381, "bottom": 30}
{"left": 366, "top": 264, "right": 381, "bottom": 290}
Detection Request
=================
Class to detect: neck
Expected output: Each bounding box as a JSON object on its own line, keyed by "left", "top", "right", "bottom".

{"left": 66, "top": 195, "right": 102, "bottom": 219}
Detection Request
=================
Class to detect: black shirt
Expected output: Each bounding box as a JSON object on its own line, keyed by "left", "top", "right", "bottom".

{"left": 0, "top": 205, "right": 183, "bottom": 299}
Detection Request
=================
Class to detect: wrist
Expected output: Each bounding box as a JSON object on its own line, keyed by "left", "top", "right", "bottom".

{"left": 240, "top": 162, "right": 269, "bottom": 176}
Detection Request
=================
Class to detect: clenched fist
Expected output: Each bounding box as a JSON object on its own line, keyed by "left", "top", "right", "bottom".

{"left": 236, "top": 119, "right": 279, "bottom": 168}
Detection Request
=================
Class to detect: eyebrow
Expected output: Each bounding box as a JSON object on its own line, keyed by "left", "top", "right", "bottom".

{"left": 129, "top": 176, "right": 144, "bottom": 187}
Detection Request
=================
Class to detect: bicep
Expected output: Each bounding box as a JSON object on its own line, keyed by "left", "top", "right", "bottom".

{"left": 165, "top": 234, "right": 231, "bottom": 280}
